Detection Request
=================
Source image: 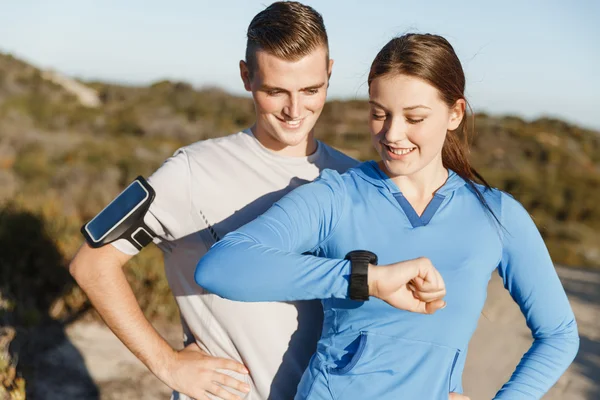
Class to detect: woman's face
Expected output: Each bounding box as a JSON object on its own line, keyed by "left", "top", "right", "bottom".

{"left": 369, "top": 74, "right": 464, "bottom": 179}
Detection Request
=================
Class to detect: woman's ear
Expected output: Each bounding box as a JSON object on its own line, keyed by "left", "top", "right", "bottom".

{"left": 448, "top": 99, "right": 466, "bottom": 131}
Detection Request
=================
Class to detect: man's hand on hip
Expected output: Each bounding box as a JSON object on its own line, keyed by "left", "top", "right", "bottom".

{"left": 160, "top": 342, "right": 251, "bottom": 400}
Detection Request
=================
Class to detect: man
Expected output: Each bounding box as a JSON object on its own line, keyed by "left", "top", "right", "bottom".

{"left": 70, "top": 2, "right": 356, "bottom": 399}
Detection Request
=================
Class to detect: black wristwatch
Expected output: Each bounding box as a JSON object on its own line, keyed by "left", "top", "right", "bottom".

{"left": 345, "top": 250, "right": 378, "bottom": 301}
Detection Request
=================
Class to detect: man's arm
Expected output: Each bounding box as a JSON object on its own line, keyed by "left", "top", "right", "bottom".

{"left": 69, "top": 243, "right": 251, "bottom": 400}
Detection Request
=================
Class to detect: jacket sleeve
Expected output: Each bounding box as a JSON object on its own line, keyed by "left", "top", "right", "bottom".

{"left": 494, "top": 192, "right": 579, "bottom": 399}
{"left": 194, "top": 169, "right": 352, "bottom": 302}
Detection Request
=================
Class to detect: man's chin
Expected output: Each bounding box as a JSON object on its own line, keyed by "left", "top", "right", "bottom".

{"left": 273, "top": 128, "right": 312, "bottom": 145}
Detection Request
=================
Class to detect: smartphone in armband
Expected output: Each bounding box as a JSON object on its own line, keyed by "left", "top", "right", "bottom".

{"left": 81, "top": 176, "right": 157, "bottom": 250}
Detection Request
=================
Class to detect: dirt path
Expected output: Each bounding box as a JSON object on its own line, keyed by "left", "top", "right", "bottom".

{"left": 28, "top": 266, "right": 599, "bottom": 399}
{"left": 63, "top": 322, "right": 181, "bottom": 399}
{"left": 463, "top": 266, "right": 600, "bottom": 399}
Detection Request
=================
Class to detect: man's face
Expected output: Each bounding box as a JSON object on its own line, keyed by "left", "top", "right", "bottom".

{"left": 241, "top": 46, "right": 332, "bottom": 156}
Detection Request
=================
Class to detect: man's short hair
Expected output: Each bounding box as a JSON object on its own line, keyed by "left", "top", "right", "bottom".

{"left": 245, "top": 1, "right": 329, "bottom": 77}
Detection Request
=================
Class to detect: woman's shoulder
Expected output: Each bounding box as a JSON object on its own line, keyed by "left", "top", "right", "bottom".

{"left": 465, "top": 181, "right": 531, "bottom": 222}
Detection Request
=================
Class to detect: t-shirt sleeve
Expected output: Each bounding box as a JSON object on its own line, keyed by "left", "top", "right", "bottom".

{"left": 494, "top": 192, "right": 579, "bottom": 399}
{"left": 111, "top": 148, "right": 198, "bottom": 255}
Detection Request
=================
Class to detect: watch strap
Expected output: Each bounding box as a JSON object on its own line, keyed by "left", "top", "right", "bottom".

{"left": 345, "top": 250, "right": 378, "bottom": 301}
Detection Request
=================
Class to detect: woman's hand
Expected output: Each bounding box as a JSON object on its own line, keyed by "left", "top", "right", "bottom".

{"left": 368, "top": 257, "right": 447, "bottom": 314}
{"left": 449, "top": 392, "right": 471, "bottom": 400}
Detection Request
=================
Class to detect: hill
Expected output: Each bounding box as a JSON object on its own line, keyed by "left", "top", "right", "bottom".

{"left": 1, "top": 49, "right": 599, "bottom": 398}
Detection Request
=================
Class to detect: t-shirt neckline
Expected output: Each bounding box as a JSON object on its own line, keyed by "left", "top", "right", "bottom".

{"left": 242, "top": 128, "right": 325, "bottom": 166}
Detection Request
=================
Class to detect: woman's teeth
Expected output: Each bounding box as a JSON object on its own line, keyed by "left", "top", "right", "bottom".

{"left": 387, "top": 145, "right": 416, "bottom": 155}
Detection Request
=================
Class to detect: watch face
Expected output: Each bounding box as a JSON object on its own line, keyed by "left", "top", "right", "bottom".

{"left": 85, "top": 180, "right": 149, "bottom": 242}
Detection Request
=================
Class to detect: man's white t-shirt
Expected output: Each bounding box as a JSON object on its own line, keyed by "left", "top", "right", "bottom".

{"left": 113, "top": 129, "right": 358, "bottom": 399}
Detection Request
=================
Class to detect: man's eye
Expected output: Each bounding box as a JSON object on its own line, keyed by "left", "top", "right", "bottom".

{"left": 305, "top": 88, "right": 319, "bottom": 95}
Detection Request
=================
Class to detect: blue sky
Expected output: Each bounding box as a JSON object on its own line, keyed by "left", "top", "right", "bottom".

{"left": 1, "top": 0, "right": 599, "bottom": 129}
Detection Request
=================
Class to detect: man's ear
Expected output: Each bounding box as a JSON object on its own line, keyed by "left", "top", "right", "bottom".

{"left": 327, "top": 58, "right": 334, "bottom": 87}
{"left": 240, "top": 60, "right": 252, "bottom": 92}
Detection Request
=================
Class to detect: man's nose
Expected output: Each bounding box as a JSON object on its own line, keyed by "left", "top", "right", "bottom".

{"left": 283, "top": 94, "right": 301, "bottom": 119}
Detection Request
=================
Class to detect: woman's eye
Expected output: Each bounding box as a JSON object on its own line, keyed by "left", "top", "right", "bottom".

{"left": 371, "top": 114, "right": 387, "bottom": 121}
{"left": 407, "top": 117, "right": 424, "bottom": 124}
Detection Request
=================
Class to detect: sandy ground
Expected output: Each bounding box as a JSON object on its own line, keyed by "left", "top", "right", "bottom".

{"left": 463, "top": 266, "right": 600, "bottom": 399}
{"left": 24, "top": 266, "right": 599, "bottom": 399}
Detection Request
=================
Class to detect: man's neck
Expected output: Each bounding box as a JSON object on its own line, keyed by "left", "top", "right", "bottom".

{"left": 251, "top": 125, "right": 318, "bottom": 157}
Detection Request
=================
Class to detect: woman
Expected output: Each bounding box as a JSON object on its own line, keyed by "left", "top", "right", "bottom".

{"left": 195, "top": 34, "right": 579, "bottom": 399}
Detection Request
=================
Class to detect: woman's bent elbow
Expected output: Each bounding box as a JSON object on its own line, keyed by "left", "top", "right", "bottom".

{"left": 557, "top": 319, "right": 580, "bottom": 365}
{"left": 566, "top": 323, "right": 580, "bottom": 362}
{"left": 194, "top": 261, "right": 218, "bottom": 292}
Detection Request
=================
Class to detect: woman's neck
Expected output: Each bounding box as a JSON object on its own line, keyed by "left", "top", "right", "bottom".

{"left": 381, "top": 158, "right": 449, "bottom": 216}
